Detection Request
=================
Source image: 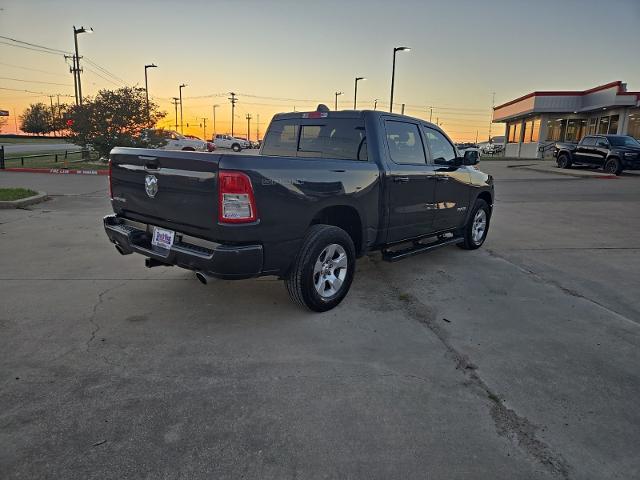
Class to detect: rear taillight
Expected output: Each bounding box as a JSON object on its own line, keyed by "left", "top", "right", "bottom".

{"left": 108, "top": 158, "right": 113, "bottom": 199}
{"left": 218, "top": 171, "right": 257, "bottom": 223}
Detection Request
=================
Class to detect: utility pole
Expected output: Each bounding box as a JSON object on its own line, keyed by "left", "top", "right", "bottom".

{"left": 48, "top": 95, "right": 56, "bottom": 137}
{"left": 488, "top": 91, "right": 496, "bottom": 141}
{"left": 171, "top": 97, "right": 179, "bottom": 131}
{"left": 373, "top": 99, "right": 378, "bottom": 110}
{"left": 475, "top": 130, "right": 479, "bottom": 144}
{"left": 436, "top": 116, "right": 439, "bottom": 126}
{"left": 245, "top": 114, "right": 252, "bottom": 142}
{"left": 429, "top": 106, "right": 433, "bottom": 122}
{"left": 228, "top": 92, "right": 237, "bottom": 137}
{"left": 179, "top": 84, "right": 187, "bottom": 134}
{"left": 65, "top": 55, "right": 78, "bottom": 105}
{"left": 401, "top": 103, "right": 405, "bottom": 115}
{"left": 334, "top": 91, "right": 343, "bottom": 111}
{"left": 201, "top": 117, "right": 207, "bottom": 140}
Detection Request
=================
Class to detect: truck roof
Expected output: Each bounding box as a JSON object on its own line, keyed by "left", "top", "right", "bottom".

{"left": 272, "top": 108, "right": 442, "bottom": 131}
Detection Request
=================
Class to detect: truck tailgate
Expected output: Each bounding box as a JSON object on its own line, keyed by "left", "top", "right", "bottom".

{"left": 110, "top": 147, "right": 219, "bottom": 237}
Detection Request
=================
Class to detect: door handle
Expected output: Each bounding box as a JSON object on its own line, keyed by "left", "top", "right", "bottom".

{"left": 394, "top": 176, "right": 410, "bottom": 183}
{"left": 436, "top": 176, "right": 450, "bottom": 181}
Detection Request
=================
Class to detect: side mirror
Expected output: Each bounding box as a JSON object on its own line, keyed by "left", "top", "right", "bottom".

{"left": 463, "top": 150, "right": 479, "bottom": 165}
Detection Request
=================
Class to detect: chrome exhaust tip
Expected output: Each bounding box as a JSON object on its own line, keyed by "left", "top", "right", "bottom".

{"left": 195, "top": 271, "right": 208, "bottom": 285}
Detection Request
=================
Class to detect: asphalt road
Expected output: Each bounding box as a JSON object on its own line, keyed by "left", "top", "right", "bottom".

{"left": 0, "top": 162, "right": 639, "bottom": 479}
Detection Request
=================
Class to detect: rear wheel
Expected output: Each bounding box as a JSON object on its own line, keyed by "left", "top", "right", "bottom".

{"left": 231, "top": 143, "right": 241, "bottom": 152}
{"left": 604, "top": 157, "right": 623, "bottom": 175}
{"left": 285, "top": 224, "right": 355, "bottom": 312}
{"left": 557, "top": 153, "right": 571, "bottom": 169}
{"left": 181, "top": 147, "right": 195, "bottom": 151}
{"left": 458, "top": 199, "right": 491, "bottom": 250}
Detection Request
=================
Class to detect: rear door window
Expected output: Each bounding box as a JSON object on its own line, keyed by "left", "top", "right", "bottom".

{"left": 581, "top": 137, "right": 596, "bottom": 146}
{"left": 263, "top": 119, "right": 367, "bottom": 160}
{"left": 384, "top": 120, "right": 426, "bottom": 165}
{"left": 261, "top": 122, "right": 300, "bottom": 157}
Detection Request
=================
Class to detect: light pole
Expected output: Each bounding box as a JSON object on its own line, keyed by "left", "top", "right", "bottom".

{"left": 354, "top": 77, "right": 366, "bottom": 110}
{"left": 374, "top": 99, "right": 378, "bottom": 110}
{"left": 179, "top": 84, "right": 187, "bottom": 133}
{"left": 144, "top": 64, "right": 157, "bottom": 124}
{"left": 334, "top": 91, "right": 343, "bottom": 111}
{"left": 212, "top": 104, "right": 219, "bottom": 138}
{"left": 73, "top": 26, "right": 93, "bottom": 106}
{"left": 172, "top": 97, "right": 179, "bottom": 131}
{"left": 389, "top": 46, "right": 410, "bottom": 113}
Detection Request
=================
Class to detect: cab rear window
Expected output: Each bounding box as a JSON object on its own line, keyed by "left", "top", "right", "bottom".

{"left": 262, "top": 119, "right": 367, "bottom": 161}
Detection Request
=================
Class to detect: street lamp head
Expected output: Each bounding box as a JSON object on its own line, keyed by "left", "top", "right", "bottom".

{"left": 180, "top": 83, "right": 187, "bottom": 88}
{"left": 75, "top": 26, "right": 93, "bottom": 34}
{"left": 145, "top": 63, "right": 157, "bottom": 69}
{"left": 394, "top": 46, "right": 411, "bottom": 52}
{"left": 336, "top": 91, "right": 343, "bottom": 96}
{"left": 213, "top": 104, "right": 220, "bottom": 108}
{"left": 356, "top": 77, "right": 366, "bottom": 81}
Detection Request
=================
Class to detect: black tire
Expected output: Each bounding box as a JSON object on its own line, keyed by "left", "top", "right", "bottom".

{"left": 458, "top": 199, "right": 491, "bottom": 250}
{"left": 285, "top": 224, "right": 356, "bottom": 312}
{"left": 231, "top": 143, "right": 241, "bottom": 152}
{"left": 557, "top": 153, "right": 571, "bottom": 169}
{"left": 181, "top": 147, "right": 196, "bottom": 151}
{"left": 604, "top": 157, "right": 623, "bottom": 175}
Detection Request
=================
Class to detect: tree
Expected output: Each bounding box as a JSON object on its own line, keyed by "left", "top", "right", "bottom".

{"left": 0, "top": 116, "right": 7, "bottom": 133}
{"left": 20, "top": 103, "right": 52, "bottom": 135}
{"left": 67, "top": 87, "right": 167, "bottom": 158}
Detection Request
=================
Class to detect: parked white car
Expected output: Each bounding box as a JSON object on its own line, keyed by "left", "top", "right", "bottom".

{"left": 213, "top": 134, "right": 251, "bottom": 152}
{"left": 145, "top": 129, "right": 210, "bottom": 152}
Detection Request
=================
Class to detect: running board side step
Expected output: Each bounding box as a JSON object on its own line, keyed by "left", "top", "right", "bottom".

{"left": 381, "top": 236, "right": 463, "bottom": 262}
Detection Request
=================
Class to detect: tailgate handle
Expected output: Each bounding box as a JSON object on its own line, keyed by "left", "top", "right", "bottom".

{"left": 143, "top": 158, "right": 159, "bottom": 169}
{"left": 393, "top": 176, "right": 410, "bottom": 183}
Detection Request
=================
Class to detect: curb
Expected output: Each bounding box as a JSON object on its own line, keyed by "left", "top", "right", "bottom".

{"left": 0, "top": 191, "right": 48, "bottom": 209}
{"left": 2, "top": 167, "right": 108, "bottom": 176}
{"left": 521, "top": 166, "right": 617, "bottom": 179}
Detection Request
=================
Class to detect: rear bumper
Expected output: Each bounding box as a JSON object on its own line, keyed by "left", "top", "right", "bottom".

{"left": 103, "top": 214, "right": 263, "bottom": 279}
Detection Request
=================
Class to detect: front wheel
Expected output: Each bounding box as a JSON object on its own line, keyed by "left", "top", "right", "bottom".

{"left": 604, "top": 157, "right": 623, "bottom": 175}
{"left": 557, "top": 153, "right": 571, "bottom": 169}
{"left": 285, "top": 224, "right": 356, "bottom": 312}
{"left": 458, "top": 199, "right": 491, "bottom": 250}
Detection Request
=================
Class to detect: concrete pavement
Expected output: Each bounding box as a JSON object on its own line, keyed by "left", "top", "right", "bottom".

{"left": 0, "top": 162, "right": 639, "bottom": 479}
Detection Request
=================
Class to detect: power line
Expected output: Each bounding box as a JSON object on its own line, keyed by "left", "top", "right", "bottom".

{"left": 0, "top": 35, "right": 71, "bottom": 54}
{"left": 0, "top": 62, "right": 69, "bottom": 78}
{"left": 0, "top": 76, "right": 72, "bottom": 86}
{"left": 0, "top": 86, "right": 74, "bottom": 97}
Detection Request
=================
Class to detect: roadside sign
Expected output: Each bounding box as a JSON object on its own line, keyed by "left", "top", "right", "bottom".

{"left": 0, "top": 110, "right": 9, "bottom": 116}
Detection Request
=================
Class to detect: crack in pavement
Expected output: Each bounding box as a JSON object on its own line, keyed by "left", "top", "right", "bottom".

{"left": 369, "top": 255, "right": 572, "bottom": 479}
{"left": 485, "top": 248, "right": 636, "bottom": 326}
{"left": 86, "top": 282, "right": 126, "bottom": 350}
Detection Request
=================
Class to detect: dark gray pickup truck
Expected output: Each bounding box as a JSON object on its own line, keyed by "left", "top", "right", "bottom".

{"left": 104, "top": 107, "right": 494, "bottom": 311}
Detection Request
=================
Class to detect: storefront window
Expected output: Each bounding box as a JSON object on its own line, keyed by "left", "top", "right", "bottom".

{"left": 531, "top": 118, "right": 541, "bottom": 142}
{"left": 587, "top": 117, "right": 597, "bottom": 135}
{"left": 598, "top": 116, "right": 610, "bottom": 134}
{"left": 507, "top": 121, "right": 522, "bottom": 143}
{"left": 627, "top": 110, "right": 640, "bottom": 140}
{"left": 608, "top": 115, "right": 619, "bottom": 134}
{"left": 566, "top": 119, "right": 587, "bottom": 143}
{"left": 523, "top": 120, "right": 532, "bottom": 143}
{"left": 546, "top": 118, "right": 567, "bottom": 142}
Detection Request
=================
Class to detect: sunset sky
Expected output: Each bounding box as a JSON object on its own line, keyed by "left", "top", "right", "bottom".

{"left": 1, "top": 0, "right": 639, "bottom": 141}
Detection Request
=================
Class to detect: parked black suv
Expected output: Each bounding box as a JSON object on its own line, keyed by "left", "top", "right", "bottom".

{"left": 104, "top": 107, "right": 494, "bottom": 311}
{"left": 554, "top": 134, "right": 640, "bottom": 175}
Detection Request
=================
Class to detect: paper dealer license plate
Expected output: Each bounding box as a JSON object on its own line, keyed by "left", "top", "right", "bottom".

{"left": 151, "top": 227, "right": 175, "bottom": 249}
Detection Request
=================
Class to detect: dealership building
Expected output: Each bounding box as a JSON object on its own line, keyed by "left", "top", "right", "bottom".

{"left": 492, "top": 81, "right": 640, "bottom": 158}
